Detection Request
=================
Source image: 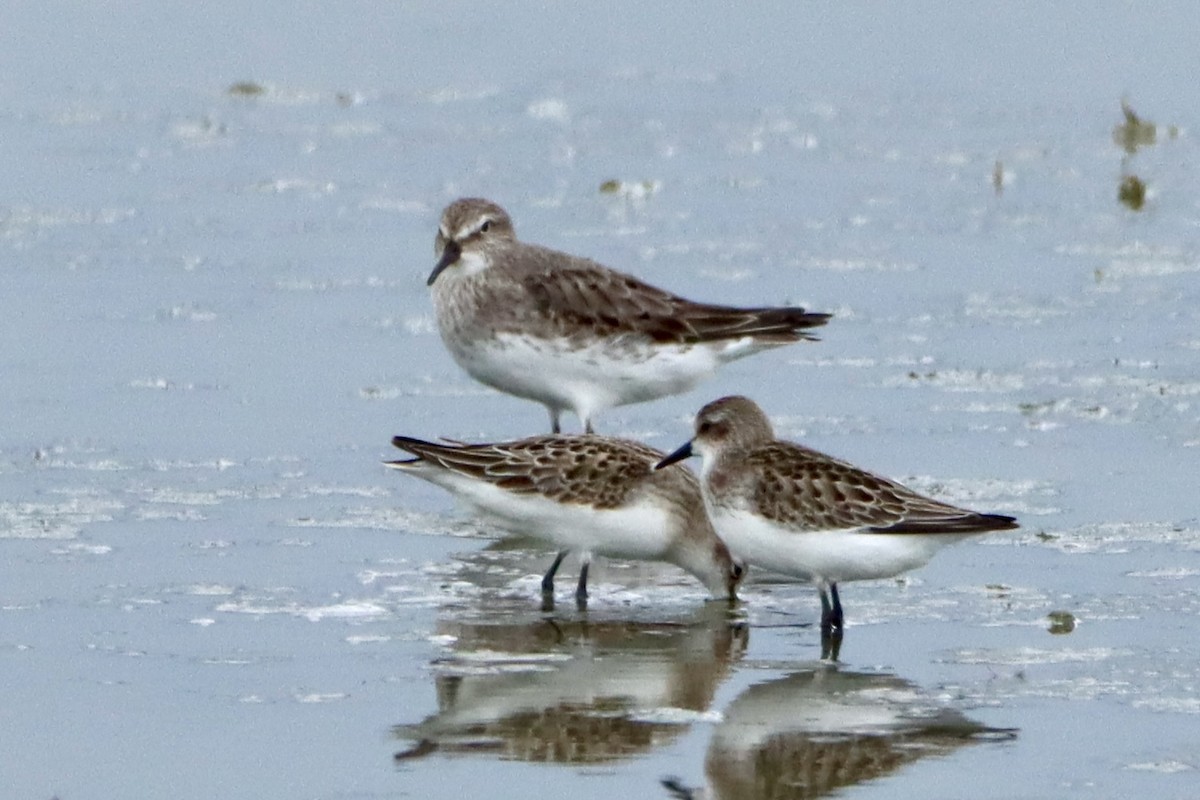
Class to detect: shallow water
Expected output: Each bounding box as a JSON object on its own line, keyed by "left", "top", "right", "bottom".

{"left": 3, "top": 3, "right": 1199, "bottom": 799}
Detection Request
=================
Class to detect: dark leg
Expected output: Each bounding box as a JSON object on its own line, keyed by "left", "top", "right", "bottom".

{"left": 584, "top": 418, "right": 594, "bottom": 434}
{"left": 550, "top": 409, "right": 561, "bottom": 435}
{"left": 820, "top": 628, "right": 843, "bottom": 662}
{"left": 829, "top": 583, "right": 844, "bottom": 631}
{"left": 542, "top": 550, "right": 568, "bottom": 595}
{"left": 575, "top": 559, "right": 589, "bottom": 609}
{"left": 818, "top": 585, "right": 833, "bottom": 633}
{"left": 819, "top": 582, "right": 845, "bottom": 635}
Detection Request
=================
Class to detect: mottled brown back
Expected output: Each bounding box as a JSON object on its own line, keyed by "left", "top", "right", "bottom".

{"left": 516, "top": 246, "right": 829, "bottom": 345}
{"left": 725, "top": 442, "right": 1018, "bottom": 534}
{"left": 391, "top": 434, "right": 688, "bottom": 510}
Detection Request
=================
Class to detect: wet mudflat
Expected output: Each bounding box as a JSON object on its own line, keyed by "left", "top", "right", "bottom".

{"left": 2, "top": 3, "right": 1198, "bottom": 799}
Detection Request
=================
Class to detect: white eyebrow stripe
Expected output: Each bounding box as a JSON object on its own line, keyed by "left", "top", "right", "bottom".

{"left": 454, "top": 216, "right": 491, "bottom": 241}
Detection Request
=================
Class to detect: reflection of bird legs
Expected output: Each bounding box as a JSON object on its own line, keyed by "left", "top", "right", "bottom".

{"left": 540, "top": 550, "right": 590, "bottom": 610}
{"left": 819, "top": 582, "right": 844, "bottom": 634}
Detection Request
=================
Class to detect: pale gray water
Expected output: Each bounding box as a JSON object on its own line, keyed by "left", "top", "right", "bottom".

{"left": 3, "top": 3, "right": 1199, "bottom": 798}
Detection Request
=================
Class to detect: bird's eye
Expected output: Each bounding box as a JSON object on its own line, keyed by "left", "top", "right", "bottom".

{"left": 698, "top": 421, "right": 712, "bottom": 434}
{"left": 480, "top": 220, "right": 492, "bottom": 233}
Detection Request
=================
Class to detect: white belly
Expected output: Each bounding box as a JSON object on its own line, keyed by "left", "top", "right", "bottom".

{"left": 423, "top": 469, "right": 676, "bottom": 560}
{"left": 448, "top": 332, "right": 728, "bottom": 418}
{"left": 709, "top": 507, "right": 967, "bottom": 584}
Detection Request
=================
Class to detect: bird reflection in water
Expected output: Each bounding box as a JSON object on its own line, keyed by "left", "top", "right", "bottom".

{"left": 664, "top": 667, "right": 1016, "bottom": 800}
{"left": 394, "top": 602, "right": 747, "bottom": 763}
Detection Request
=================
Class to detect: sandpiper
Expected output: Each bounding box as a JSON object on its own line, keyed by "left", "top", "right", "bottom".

{"left": 656, "top": 396, "right": 1017, "bottom": 636}
{"left": 426, "top": 198, "right": 830, "bottom": 433}
{"left": 386, "top": 433, "right": 744, "bottom": 606}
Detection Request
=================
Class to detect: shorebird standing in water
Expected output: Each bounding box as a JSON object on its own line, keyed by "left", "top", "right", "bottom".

{"left": 387, "top": 433, "right": 745, "bottom": 608}
{"left": 426, "top": 198, "right": 830, "bottom": 434}
{"left": 657, "top": 396, "right": 1017, "bottom": 638}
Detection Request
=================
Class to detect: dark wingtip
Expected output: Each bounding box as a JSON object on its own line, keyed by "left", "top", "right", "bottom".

{"left": 393, "top": 739, "right": 438, "bottom": 761}
{"left": 389, "top": 435, "right": 436, "bottom": 462}
{"left": 745, "top": 307, "right": 832, "bottom": 342}
{"left": 383, "top": 458, "right": 418, "bottom": 468}
{"left": 871, "top": 511, "right": 1020, "bottom": 535}
{"left": 983, "top": 513, "right": 1021, "bottom": 531}
{"left": 792, "top": 311, "right": 832, "bottom": 338}
{"left": 775, "top": 308, "right": 832, "bottom": 329}
{"left": 386, "top": 436, "right": 428, "bottom": 469}
{"left": 390, "top": 435, "right": 421, "bottom": 452}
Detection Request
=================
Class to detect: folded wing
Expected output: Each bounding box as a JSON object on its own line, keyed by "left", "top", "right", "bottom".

{"left": 388, "top": 435, "right": 662, "bottom": 509}
{"left": 745, "top": 443, "right": 1017, "bottom": 535}
{"left": 523, "top": 264, "right": 829, "bottom": 344}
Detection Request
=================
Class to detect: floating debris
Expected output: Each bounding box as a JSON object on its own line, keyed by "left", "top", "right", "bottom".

{"left": 1047, "top": 610, "right": 1077, "bottom": 635}
{"left": 992, "top": 159, "right": 1005, "bottom": 195}
{"left": 1118, "top": 174, "right": 1147, "bottom": 211}
{"left": 599, "top": 179, "right": 661, "bottom": 199}
{"left": 1017, "top": 400, "right": 1048, "bottom": 416}
{"left": 1113, "top": 99, "right": 1156, "bottom": 155}
{"left": 227, "top": 81, "right": 266, "bottom": 98}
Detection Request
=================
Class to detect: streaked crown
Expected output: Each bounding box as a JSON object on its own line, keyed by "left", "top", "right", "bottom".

{"left": 429, "top": 198, "right": 517, "bottom": 285}
{"left": 693, "top": 395, "right": 775, "bottom": 452}
{"left": 439, "top": 197, "right": 514, "bottom": 243}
